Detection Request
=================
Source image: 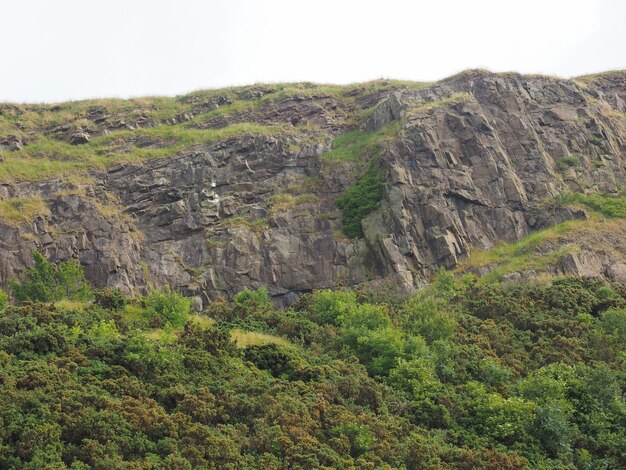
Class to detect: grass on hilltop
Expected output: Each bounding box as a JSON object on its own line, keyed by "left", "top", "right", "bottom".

{"left": 0, "top": 123, "right": 291, "bottom": 181}
{"left": 1, "top": 79, "right": 436, "bottom": 182}
{"left": 321, "top": 121, "right": 401, "bottom": 162}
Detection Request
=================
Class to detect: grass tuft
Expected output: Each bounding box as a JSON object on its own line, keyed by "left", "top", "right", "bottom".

{"left": 0, "top": 195, "right": 50, "bottom": 226}
{"left": 558, "top": 192, "right": 626, "bottom": 218}
{"left": 230, "top": 329, "right": 291, "bottom": 348}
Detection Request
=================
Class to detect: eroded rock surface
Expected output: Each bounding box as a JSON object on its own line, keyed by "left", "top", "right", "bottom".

{"left": 1, "top": 71, "right": 625, "bottom": 306}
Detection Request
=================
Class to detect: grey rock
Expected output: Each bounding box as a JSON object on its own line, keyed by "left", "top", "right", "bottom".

{"left": 70, "top": 132, "right": 91, "bottom": 145}
{"left": 0, "top": 71, "right": 625, "bottom": 307}
{"left": 0, "top": 135, "right": 24, "bottom": 151}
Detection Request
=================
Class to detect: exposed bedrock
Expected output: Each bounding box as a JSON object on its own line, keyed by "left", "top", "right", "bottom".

{"left": 1, "top": 71, "right": 624, "bottom": 306}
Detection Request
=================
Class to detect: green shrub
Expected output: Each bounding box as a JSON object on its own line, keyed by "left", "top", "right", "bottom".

{"left": 340, "top": 303, "right": 406, "bottom": 376}
{"left": 401, "top": 272, "right": 458, "bottom": 344}
{"left": 233, "top": 286, "right": 271, "bottom": 310}
{"left": 332, "top": 422, "right": 374, "bottom": 457}
{"left": 474, "top": 392, "right": 536, "bottom": 442}
{"left": 9, "top": 251, "right": 92, "bottom": 302}
{"left": 243, "top": 343, "right": 304, "bottom": 379}
{"left": 311, "top": 289, "right": 357, "bottom": 325}
{"left": 94, "top": 288, "right": 126, "bottom": 311}
{"left": 533, "top": 402, "right": 574, "bottom": 456}
{"left": 232, "top": 286, "right": 273, "bottom": 320}
{"left": 588, "top": 135, "right": 604, "bottom": 147}
{"left": 600, "top": 307, "right": 626, "bottom": 343}
{"left": 556, "top": 155, "right": 580, "bottom": 172}
{"left": 143, "top": 287, "right": 191, "bottom": 328}
{"left": 336, "top": 162, "right": 384, "bottom": 238}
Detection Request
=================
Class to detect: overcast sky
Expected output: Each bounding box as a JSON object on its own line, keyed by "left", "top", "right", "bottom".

{"left": 0, "top": 0, "right": 624, "bottom": 103}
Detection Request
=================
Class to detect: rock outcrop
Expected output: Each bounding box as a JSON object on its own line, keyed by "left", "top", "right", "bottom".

{"left": 0, "top": 71, "right": 625, "bottom": 306}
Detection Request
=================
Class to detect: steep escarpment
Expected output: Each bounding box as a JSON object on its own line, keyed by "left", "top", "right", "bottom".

{"left": 0, "top": 71, "right": 625, "bottom": 306}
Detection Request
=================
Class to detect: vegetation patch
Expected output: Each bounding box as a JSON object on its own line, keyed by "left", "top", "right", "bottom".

{"left": 321, "top": 121, "right": 399, "bottom": 162}
{"left": 142, "top": 287, "right": 191, "bottom": 329}
{"left": 230, "top": 329, "right": 292, "bottom": 348}
{"left": 405, "top": 92, "right": 473, "bottom": 117}
{"left": 555, "top": 155, "right": 580, "bottom": 172}
{"left": 0, "top": 253, "right": 625, "bottom": 468}
{"left": 460, "top": 220, "right": 584, "bottom": 283}
{"left": 459, "top": 194, "right": 626, "bottom": 282}
{"left": 9, "top": 250, "right": 91, "bottom": 302}
{"left": 268, "top": 193, "right": 318, "bottom": 214}
{"left": 0, "top": 195, "right": 50, "bottom": 226}
{"left": 336, "top": 161, "right": 385, "bottom": 238}
{"left": 558, "top": 192, "right": 626, "bottom": 218}
{"left": 588, "top": 135, "right": 605, "bottom": 147}
{"left": 0, "top": 122, "right": 291, "bottom": 182}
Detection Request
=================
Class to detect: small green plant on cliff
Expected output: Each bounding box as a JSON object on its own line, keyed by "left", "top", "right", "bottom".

{"left": 336, "top": 161, "right": 385, "bottom": 238}
{"left": 555, "top": 155, "right": 580, "bottom": 172}
{"left": 9, "top": 251, "right": 91, "bottom": 302}
{"left": 588, "top": 135, "right": 605, "bottom": 147}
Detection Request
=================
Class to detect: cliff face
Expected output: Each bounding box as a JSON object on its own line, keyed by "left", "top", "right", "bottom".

{"left": 0, "top": 71, "right": 625, "bottom": 306}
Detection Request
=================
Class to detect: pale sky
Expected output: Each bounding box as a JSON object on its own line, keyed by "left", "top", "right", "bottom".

{"left": 0, "top": 0, "right": 624, "bottom": 103}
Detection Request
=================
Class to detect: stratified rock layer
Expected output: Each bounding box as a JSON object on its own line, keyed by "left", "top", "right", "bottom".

{"left": 1, "top": 71, "right": 625, "bottom": 306}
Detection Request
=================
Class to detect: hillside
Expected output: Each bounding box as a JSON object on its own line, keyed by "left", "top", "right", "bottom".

{"left": 0, "top": 261, "right": 625, "bottom": 468}
{"left": 1, "top": 70, "right": 625, "bottom": 306}
{"left": 1, "top": 71, "right": 626, "bottom": 469}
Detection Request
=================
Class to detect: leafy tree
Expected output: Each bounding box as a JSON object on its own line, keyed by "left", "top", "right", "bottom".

{"left": 232, "top": 286, "right": 273, "bottom": 320}
{"left": 533, "top": 401, "right": 575, "bottom": 457}
{"left": 473, "top": 391, "right": 536, "bottom": 443}
{"left": 9, "top": 250, "right": 91, "bottom": 302}
{"left": 311, "top": 288, "right": 357, "bottom": 325}
{"left": 143, "top": 286, "right": 191, "bottom": 328}
{"left": 600, "top": 307, "right": 626, "bottom": 343}
{"left": 332, "top": 422, "right": 374, "bottom": 457}
{"left": 340, "top": 303, "right": 407, "bottom": 376}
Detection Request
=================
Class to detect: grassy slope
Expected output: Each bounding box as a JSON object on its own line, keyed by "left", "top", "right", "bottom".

{"left": 0, "top": 80, "right": 433, "bottom": 182}
{"left": 458, "top": 194, "right": 626, "bottom": 282}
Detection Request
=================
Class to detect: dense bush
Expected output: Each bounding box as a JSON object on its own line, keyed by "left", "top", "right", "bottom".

{"left": 143, "top": 287, "right": 191, "bottom": 328}
{"left": 0, "top": 273, "right": 624, "bottom": 468}
{"left": 233, "top": 286, "right": 272, "bottom": 318}
{"left": 336, "top": 161, "right": 384, "bottom": 237}
{"left": 9, "top": 251, "right": 91, "bottom": 302}
{"left": 94, "top": 288, "right": 126, "bottom": 311}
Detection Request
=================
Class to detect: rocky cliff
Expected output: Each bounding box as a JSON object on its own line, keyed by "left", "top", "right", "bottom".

{"left": 1, "top": 70, "right": 625, "bottom": 307}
